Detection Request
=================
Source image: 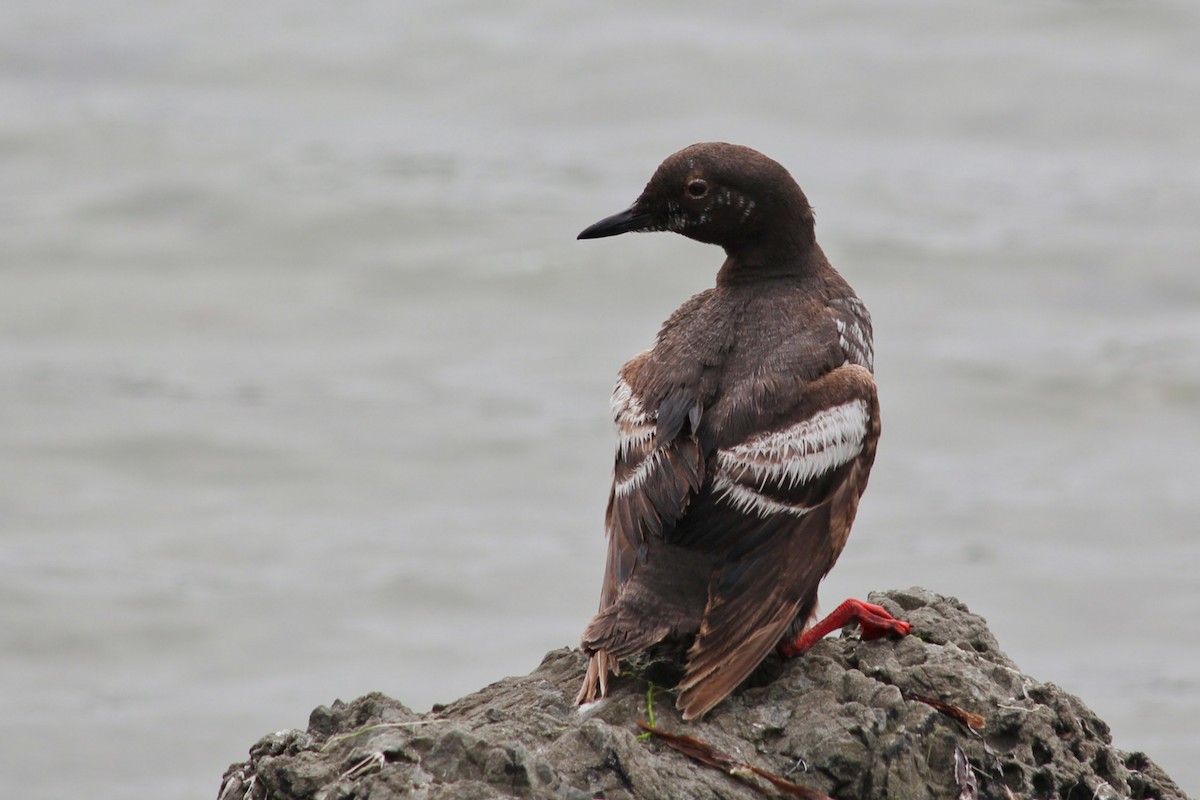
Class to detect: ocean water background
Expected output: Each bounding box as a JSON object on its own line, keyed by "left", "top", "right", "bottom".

{"left": 2, "top": 2, "right": 1198, "bottom": 796}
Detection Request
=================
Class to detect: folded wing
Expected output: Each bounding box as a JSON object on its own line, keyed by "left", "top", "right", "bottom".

{"left": 675, "top": 364, "right": 880, "bottom": 718}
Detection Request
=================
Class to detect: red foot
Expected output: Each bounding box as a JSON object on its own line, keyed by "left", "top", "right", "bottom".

{"left": 777, "top": 598, "right": 911, "bottom": 659}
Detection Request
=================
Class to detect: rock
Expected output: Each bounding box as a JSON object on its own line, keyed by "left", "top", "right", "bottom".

{"left": 217, "top": 588, "right": 1189, "bottom": 800}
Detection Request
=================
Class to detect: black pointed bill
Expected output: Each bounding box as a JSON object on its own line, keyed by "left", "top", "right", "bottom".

{"left": 577, "top": 205, "right": 653, "bottom": 239}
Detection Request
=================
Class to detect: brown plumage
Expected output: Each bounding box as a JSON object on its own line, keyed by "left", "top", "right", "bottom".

{"left": 575, "top": 143, "right": 909, "bottom": 719}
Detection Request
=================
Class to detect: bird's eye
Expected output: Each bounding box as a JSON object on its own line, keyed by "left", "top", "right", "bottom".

{"left": 687, "top": 180, "right": 708, "bottom": 199}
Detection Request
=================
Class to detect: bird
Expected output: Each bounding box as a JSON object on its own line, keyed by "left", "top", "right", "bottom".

{"left": 574, "top": 142, "right": 910, "bottom": 720}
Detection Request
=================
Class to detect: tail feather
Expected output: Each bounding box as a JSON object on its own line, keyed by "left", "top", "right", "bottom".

{"left": 675, "top": 602, "right": 799, "bottom": 719}
{"left": 577, "top": 603, "right": 672, "bottom": 705}
{"left": 575, "top": 649, "right": 621, "bottom": 705}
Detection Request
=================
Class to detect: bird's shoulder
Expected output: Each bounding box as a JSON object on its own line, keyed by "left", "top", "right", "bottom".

{"left": 703, "top": 284, "right": 872, "bottom": 447}
{"left": 613, "top": 280, "right": 872, "bottom": 446}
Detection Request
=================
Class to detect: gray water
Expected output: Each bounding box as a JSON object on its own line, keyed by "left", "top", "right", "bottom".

{"left": 2, "top": 2, "right": 1198, "bottom": 796}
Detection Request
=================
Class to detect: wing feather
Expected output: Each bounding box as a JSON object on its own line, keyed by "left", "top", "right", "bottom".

{"left": 580, "top": 350, "right": 880, "bottom": 714}
{"left": 673, "top": 364, "right": 880, "bottom": 718}
{"left": 580, "top": 370, "right": 707, "bottom": 696}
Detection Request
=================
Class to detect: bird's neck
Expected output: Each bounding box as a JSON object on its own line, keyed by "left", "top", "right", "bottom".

{"left": 715, "top": 237, "right": 827, "bottom": 286}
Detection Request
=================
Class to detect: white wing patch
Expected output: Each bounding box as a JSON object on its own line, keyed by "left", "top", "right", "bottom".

{"left": 711, "top": 478, "right": 815, "bottom": 518}
{"left": 614, "top": 449, "right": 663, "bottom": 497}
{"left": 611, "top": 377, "right": 654, "bottom": 456}
{"left": 611, "top": 376, "right": 661, "bottom": 497}
{"left": 713, "top": 399, "right": 869, "bottom": 518}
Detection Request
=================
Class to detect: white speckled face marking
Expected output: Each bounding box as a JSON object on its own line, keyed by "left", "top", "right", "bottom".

{"left": 657, "top": 201, "right": 688, "bottom": 232}
{"left": 713, "top": 399, "right": 869, "bottom": 518}
{"left": 708, "top": 188, "right": 754, "bottom": 223}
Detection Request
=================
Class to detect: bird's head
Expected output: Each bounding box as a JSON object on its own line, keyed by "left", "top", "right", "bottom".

{"left": 577, "top": 142, "right": 815, "bottom": 256}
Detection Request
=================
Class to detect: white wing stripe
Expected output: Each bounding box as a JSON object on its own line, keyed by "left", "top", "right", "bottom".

{"left": 611, "top": 377, "right": 656, "bottom": 457}
{"left": 615, "top": 422, "right": 655, "bottom": 457}
{"left": 611, "top": 378, "right": 650, "bottom": 424}
{"left": 712, "top": 476, "right": 814, "bottom": 518}
{"left": 713, "top": 399, "right": 869, "bottom": 517}
{"left": 614, "top": 449, "right": 662, "bottom": 497}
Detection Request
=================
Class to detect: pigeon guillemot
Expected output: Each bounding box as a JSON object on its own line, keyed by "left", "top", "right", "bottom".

{"left": 575, "top": 142, "right": 910, "bottom": 719}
